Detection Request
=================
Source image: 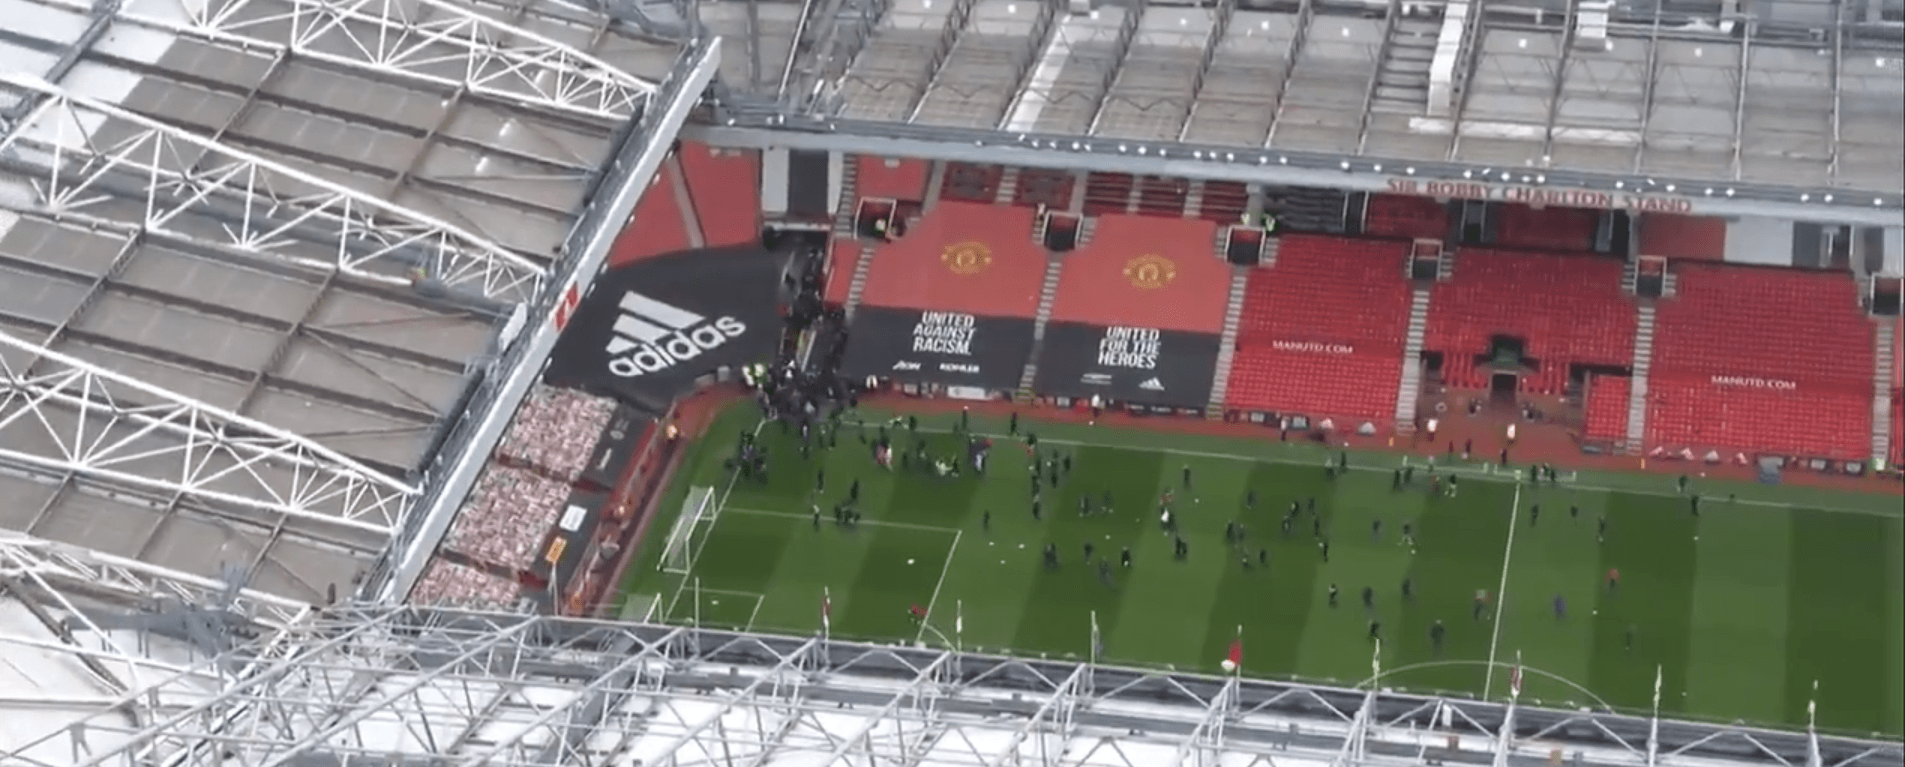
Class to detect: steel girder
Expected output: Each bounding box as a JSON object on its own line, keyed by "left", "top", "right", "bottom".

{"left": 0, "top": 73, "right": 547, "bottom": 304}
{"left": 0, "top": 530, "right": 312, "bottom": 627}
{"left": 3, "top": 610, "right": 1901, "bottom": 767}
{"left": 43, "top": 0, "right": 659, "bottom": 122}
{"left": 0, "top": 330, "right": 415, "bottom": 536}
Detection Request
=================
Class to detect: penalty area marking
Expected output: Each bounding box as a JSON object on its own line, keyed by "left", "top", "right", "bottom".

{"left": 722, "top": 507, "right": 965, "bottom": 644}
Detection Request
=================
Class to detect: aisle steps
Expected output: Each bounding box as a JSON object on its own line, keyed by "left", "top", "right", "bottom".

{"left": 1183, "top": 179, "right": 1206, "bottom": 219}
{"left": 1622, "top": 303, "right": 1657, "bottom": 452}
{"left": 1015, "top": 255, "right": 1069, "bottom": 403}
{"left": 994, "top": 166, "right": 1022, "bottom": 206}
{"left": 1393, "top": 286, "right": 1432, "bottom": 433}
{"left": 1206, "top": 266, "right": 1252, "bottom": 417}
{"left": 665, "top": 153, "right": 707, "bottom": 249}
{"left": 1873, "top": 321, "right": 1895, "bottom": 461}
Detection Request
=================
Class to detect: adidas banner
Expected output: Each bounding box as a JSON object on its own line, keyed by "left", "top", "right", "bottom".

{"left": 545, "top": 246, "right": 784, "bottom": 402}
{"left": 1033, "top": 322, "right": 1221, "bottom": 406}
{"left": 842, "top": 307, "right": 1036, "bottom": 391}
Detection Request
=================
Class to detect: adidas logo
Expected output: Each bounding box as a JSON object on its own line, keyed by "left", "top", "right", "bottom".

{"left": 1138, "top": 377, "right": 1165, "bottom": 391}
{"left": 605, "top": 292, "right": 746, "bottom": 378}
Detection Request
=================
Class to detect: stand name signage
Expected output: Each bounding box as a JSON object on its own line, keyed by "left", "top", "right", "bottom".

{"left": 1386, "top": 178, "right": 1694, "bottom": 214}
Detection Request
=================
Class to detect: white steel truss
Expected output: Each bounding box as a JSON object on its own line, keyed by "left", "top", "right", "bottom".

{"left": 0, "top": 73, "right": 549, "bottom": 304}
{"left": 36, "top": 0, "right": 660, "bottom": 122}
{"left": 0, "top": 531, "right": 312, "bottom": 629}
{"left": 0, "top": 329, "right": 417, "bottom": 534}
{"left": 5, "top": 608, "right": 1897, "bottom": 767}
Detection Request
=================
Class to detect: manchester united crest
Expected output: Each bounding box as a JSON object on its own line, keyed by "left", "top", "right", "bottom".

{"left": 942, "top": 242, "right": 993, "bottom": 275}
{"left": 1123, "top": 254, "right": 1177, "bottom": 290}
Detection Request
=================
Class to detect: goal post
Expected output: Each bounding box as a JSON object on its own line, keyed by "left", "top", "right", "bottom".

{"left": 657, "top": 486, "right": 718, "bottom": 618}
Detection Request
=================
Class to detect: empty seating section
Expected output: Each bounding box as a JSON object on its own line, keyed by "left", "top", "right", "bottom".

{"left": 610, "top": 168, "right": 692, "bottom": 265}
{"left": 1226, "top": 236, "right": 1414, "bottom": 421}
{"left": 1083, "top": 172, "right": 1135, "bottom": 216}
{"left": 1427, "top": 250, "right": 1635, "bottom": 394}
{"left": 1648, "top": 264, "right": 1875, "bottom": 458}
{"left": 1495, "top": 205, "right": 1599, "bottom": 252}
{"left": 1637, "top": 213, "right": 1727, "bottom": 260}
{"left": 447, "top": 466, "right": 569, "bottom": 571}
{"left": 411, "top": 559, "right": 521, "bottom": 608}
{"left": 1201, "top": 181, "right": 1249, "bottom": 224}
{"left": 1583, "top": 375, "right": 1632, "bottom": 443}
{"left": 1014, "top": 168, "right": 1075, "bottom": 210}
{"left": 499, "top": 385, "right": 615, "bottom": 482}
{"left": 1137, "top": 177, "right": 1188, "bottom": 217}
{"left": 1366, "top": 194, "right": 1447, "bottom": 240}
{"left": 857, "top": 156, "right": 931, "bottom": 200}
{"left": 1893, "top": 394, "right": 1903, "bottom": 467}
{"left": 941, "top": 163, "right": 1003, "bottom": 202}
{"left": 677, "top": 143, "right": 759, "bottom": 247}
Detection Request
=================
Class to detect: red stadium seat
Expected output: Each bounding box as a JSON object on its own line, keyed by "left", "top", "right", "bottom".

{"left": 1426, "top": 249, "right": 1635, "bottom": 394}
{"left": 1583, "top": 375, "right": 1632, "bottom": 443}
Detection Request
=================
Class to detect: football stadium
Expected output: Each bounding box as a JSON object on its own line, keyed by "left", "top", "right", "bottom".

{"left": 0, "top": 0, "right": 1901, "bottom": 763}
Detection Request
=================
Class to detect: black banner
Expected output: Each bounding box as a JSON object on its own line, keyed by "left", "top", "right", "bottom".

{"left": 535, "top": 489, "right": 608, "bottom": 592}
{"left": 842, "top": 307, "right": 1036, "bottom": 392}
{"left": 545, "top": 246, "right": 783, "bottom": 403}
{"left": 1033, "top": 322, "right": 1221, "bottom": 406}
{"left": 579, "top": 405, "right": 651, "bottom": 490}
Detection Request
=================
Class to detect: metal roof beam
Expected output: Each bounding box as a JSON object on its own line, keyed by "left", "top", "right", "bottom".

{"left": 986, "top": 663, "right": 1085, "bottom": 766}
{"left": 1445, "top": 0, "right": 1491, "bottom": 161}
{"left": 1357, "top": 0, "right": 1407, "bottom": 154}
{"left": 822, "top": 650, "right": 954, "bottom": 763}
{"left": 1262, "top": 0, "right": 1316, "bottom": 147}
{"left": 1828, "top": 2, "right": 1845, "bottom": 182}
{"left": 1632, "top": 14, "right": 1663, "bottom": 173}
{"left": 639, "top": 636, "right": 825, "bottom": 764}
{"left": 76, "top": 0, "right": 655, "bottom": 120}
{"left": 905, "top": 0, "right": 981, "bottom": 123}
{"left": 0, "top": 75, "right": 547, "bottom": 304}
{"left": 1729, "top": 19, "right": 1753, "bottom": 181}
{"left": 1169, "top": 676, "right": 1237, "bottom": 766}
{"left": 1178, "top": 0, "right": 1238, "bottom": 142}
{"left": 1087, "top": 0, "right": 1150, "bottom": 137}
{"left": 994, "top": 0, "right": 1063, "bottom": 131}
{"left": 1539, "top": 0, "right": 1581, "bottom": 162}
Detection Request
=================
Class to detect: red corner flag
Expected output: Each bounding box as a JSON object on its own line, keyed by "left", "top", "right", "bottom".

{"left": 1223, "top": 638, "right": 1243, "bottom": 673}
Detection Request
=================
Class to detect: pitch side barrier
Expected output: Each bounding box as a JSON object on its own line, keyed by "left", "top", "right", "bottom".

{"left": 358, "top": 609, "right": 1905, "bottom": 767}
{"left": 369, "top": 39, "right": 722, "bottom": 604}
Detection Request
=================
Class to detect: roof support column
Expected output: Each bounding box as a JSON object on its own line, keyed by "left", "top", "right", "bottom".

{"left": 1357, "top": 0, "right": 1406, "bottom": 153}
{"left": 1630, "top": 16, "right": 1663, "bottom": 173}
{"left": 1827, "top": 2, "right": 1845, "bottom": 182}
{"left": 905, "top": 0, "right": 982, "bottom": 122}
{"left": 1169, "top": 676, "right": 1239, "bottom": 766}
{"left": 1086, "top": 0, "right": 1150, "bottom": 136}
{"left": 1178, "top": 0, "right": 1238, "bottom": 141}
{"left": 1538, "top": 0, "right": 1581, "bottom": 162}
{"left": 986, "top": 663, "right": 1087, "bottom": 765}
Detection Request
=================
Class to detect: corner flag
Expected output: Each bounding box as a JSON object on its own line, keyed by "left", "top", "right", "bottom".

{"left": 821, "top": 588, "right": 832, "bottom": 637}
{"left": 1509, "top": 651, "right": 1524, "bottom": 700}
{"left": 1223, "top": 628, "right": 1243, "bottom": 674}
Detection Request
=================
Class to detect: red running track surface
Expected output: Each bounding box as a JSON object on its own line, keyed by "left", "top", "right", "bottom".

{"left": 857, "top": 202, "right": 1047, "bottom": 318}
{"left": 607, "top": 165, "right": 692, "bottom": 267}
{"left": 677, "top": 142, "right": 760, "bottom": 248}
{"left": 857, "top": 156, "right": 932, "bottom": 201}
{"left": 1426, "top": 249, "right": 1635, "bottom": 395}
{"left": 1637, "top": 213, "right": 1727, "bottom": 261}
{"left": 1047, "top": 216, "right": 1229, "bottom": 334}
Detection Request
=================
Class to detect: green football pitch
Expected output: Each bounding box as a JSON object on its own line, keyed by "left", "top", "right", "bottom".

{"left": 616, "top": 404, "right": 1905, "bottom": 739}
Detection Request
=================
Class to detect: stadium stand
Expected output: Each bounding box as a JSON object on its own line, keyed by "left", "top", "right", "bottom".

{"left": 1226, "top": 235, "right": 1413, "bottom": 422}
{"left": 1426, "top": 249, "right": 1635, "bottom": 394}
{"left": 1046, "top": 216, "right": 1229, "bottom": 333}
{"left": 499, "top": 385, "right": 616, "bottom": 482}
{"left": 610, "top": 165, "right": 694, "bottom": 266}
{"left": 1201, "top": 180, "right": 1249, "bottom": 224}
{"left": 858, "top": 201, "right": 1046, "bottom": 317}
{"left": 825, "top": 238, "right": 861, "bottom": 305}
{"left": 1137, "top": 177, "right": 1189, "bottom": 218}
{"left": 1583, "top": 375, "right": 1634, "bottom": 445}
{"left": 1082, "top": 172, "right": 1136, "bottom": 216}
{"left": 1648, "top": 264, "right": 1875, "bottom": 458}
{"left": 446, "top": 466, "right": 570, "bottom": 572}
{"left": 1495, "top": 204, "right": 1600, "bottom": 252}
{"left": 677, "top": 142, "right": 760, "bottom": 247}
{"left": 410, "top": 559, "right": 522, "bottom": 608}
{"left": 1014, "top": 167, "right": 1075, "bottom": 210}
{"left": 1365, "top": 194, "right": 1448, "bottom": 240}
{"left": 941, "top": 162, "right": 1004, "bottom": 202}
{"left": 1637, "top": 213, "right": 1728, "bottom": 260}
{"left": 857, "top": 155, "right": 932, "bottom": 200}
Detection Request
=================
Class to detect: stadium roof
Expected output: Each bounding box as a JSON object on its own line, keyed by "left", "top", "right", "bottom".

{"left": 693, "top": 0, "right": 1905, "bottom": 225}
{"left": 0, "top": 0, "right": 683, "bottom": 606}
{"left": 3, "top": 602, "right": 1901, "bottom": 767}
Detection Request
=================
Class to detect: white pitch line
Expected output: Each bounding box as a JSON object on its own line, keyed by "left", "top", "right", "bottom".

{"left": 726, "top": 506, "right": 959, "bottom": 533}
{"left": 1480, "top": 480, "right": 1523, "bottom": 700}
{"left": 743, "top": 593, "right": 766, "bottom": 632}
{"left": 667, "top": 420, "right": 767, "bottom": 616}
{"left": 901, "top": 425, "right": 1897, "bottom": 519}
{"left": 915, "top": 530, "right": 962, "bottom": 645}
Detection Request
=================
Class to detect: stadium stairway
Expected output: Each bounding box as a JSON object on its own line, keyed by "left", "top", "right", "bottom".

{"left": 1016, "top": 255, "right": 1069, "bottom": 403}
{"left": 1183, "top": 180, "right": 1206, "bottom": 219}
{"left": 1207, "top": 266, "right": 1252, "bottom": 418}
{"left": 1875, "top": 321, "right": 1896, "bottom": 461}
{"left": 994, "top": 167, "right": 1022, "bottom": 205}
{"left": 1262, "top": 235, "right": 1281, "bottom": 266}
{"left": 664, "top": 153, "right": 707, "bottom": 249}
{"left": 832, "top": 159, "right": 877, "bottom": 319}
{"left": 1623, "top": 303, "right": 1657, "bottom": 453}
{"left": 923, "top": 161, "right": 947, "bottom": 209}
{"left": 1394, "top": 287, "right": 1432, "bottom": 433}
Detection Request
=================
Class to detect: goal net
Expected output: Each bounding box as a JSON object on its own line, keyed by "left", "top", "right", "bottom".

{"left": 660, "top": 486, "right": 717, "bottom": 576}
